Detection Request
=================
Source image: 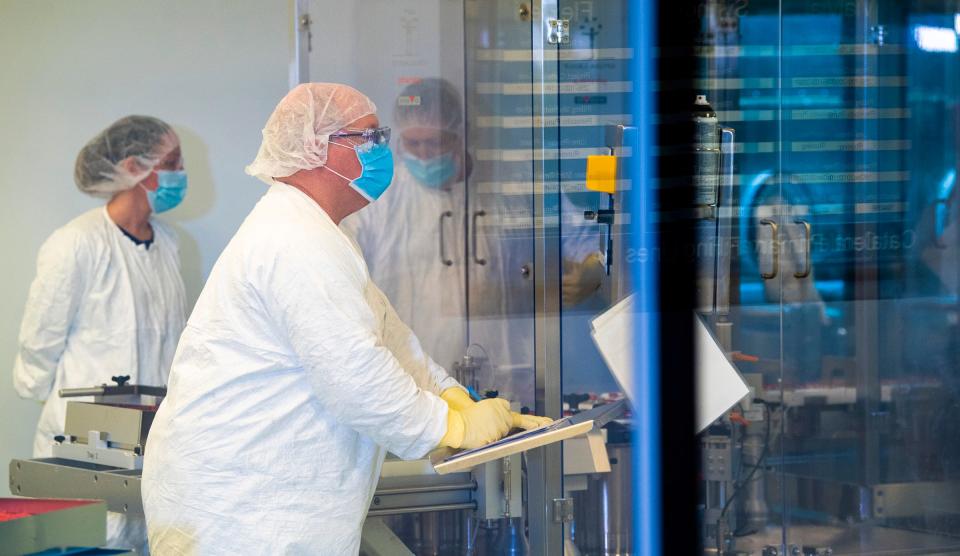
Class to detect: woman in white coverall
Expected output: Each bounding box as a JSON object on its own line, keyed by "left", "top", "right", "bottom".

{"left": 13, "top": 115, "right": 188, "bottom": 552}
{"left": 345, "top": 79, "right": 606, "bottom": 405}
{"left": 343, "top": 78, "right": 470, "bottom": 372}
{"left": 141, "top": 83, "right": 550, "bottom": 555}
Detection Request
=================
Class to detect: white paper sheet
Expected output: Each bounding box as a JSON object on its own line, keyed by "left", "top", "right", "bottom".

{"left": 693, "top": 314, "right": 750, "bottom": 433}
{"left": 590, "top": 295, "right": 750, "bottom": 434}
{"left": 590, "top": 294, "right": 637, "bottom": 403}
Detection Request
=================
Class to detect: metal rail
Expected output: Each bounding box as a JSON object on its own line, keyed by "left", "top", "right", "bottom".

{"left": 374, "top": 481, "right": 476, "bottom": 497}
{"left": 367, "top": 502, "right": 478, "bottom": 517}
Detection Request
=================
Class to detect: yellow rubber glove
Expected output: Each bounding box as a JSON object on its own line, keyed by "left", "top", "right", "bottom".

{"left": 438, "top": 398, "right": 513, "bottom": 450}
{"left": 561, "top": 252, "right": 605, "bottom": 306}
{"left": 440, "top": 387, "right": 475, "bottom": 411}
{"left": 442, "top": 387, "right": 553, "bottom": 431}
{"left": 512, "top": 412, "right": 553, "bottom": 430}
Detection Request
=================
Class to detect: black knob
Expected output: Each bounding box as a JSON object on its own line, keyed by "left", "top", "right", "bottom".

{"left": 584, "top": 209, "right": 614, "bottom": 225}
{"left": 111, "top": 375, "right": 131, "bottom": 386}
{"left": 520, "top": 406, "right": 531, "bottom": 415}
{"left": 596, "top": 209, "right": 615, "bottom": 225}
{"left": 483, "top": 390, "right": 499, "bottom": 399}
{"left": 54, "top": 435, "right": 65, "bottom": 443}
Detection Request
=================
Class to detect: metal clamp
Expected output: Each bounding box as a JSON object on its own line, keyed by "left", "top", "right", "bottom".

{"left": 552, "top": 498, "right": 574, "bottom": 523}
{"left": 439, "top": 211, "right": 453, "bottom": 266}
{"left": 793, "top": 219, "right": 812, "bottom": 278}
{"left": 472, "top": 210, "right": 487, "bottom": 265}
{"left": 298, "top": 13, "right": 312, "bottom": 52}
{"left": 760, "top": 218, "right": 779, "bottom": 280}
{"left": 518, "top": 3, "right": 531, "bottom": 22}
{"left": 871, "top": 24, "right": 887, "bottom": 47}
{"left": 547, "top": 19, "right": 570, "bottom": 44}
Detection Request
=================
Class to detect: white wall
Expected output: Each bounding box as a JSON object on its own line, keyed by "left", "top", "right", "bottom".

{"left": 0, "top": 1, "right": 294, "bottom": 494}
{"left": 308, "top": 0, "right": 465, "bottom": 132}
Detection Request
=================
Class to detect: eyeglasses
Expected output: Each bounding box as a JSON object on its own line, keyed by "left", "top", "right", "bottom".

{"left": 330, "top": 126, "right": 391, "bottom": 146}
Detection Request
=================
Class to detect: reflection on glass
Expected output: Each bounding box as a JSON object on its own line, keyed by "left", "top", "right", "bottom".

{"left": 696, "top": 0, "right": 960, "bottom": 553}
{"left": 554, "top": 2, "right": 635, "bottom": 555}
{"left": 463, "top": 0, "right": 539, "bottom": 408}
{"left": 345, "top": 78, "right": 469, "bottom": 374}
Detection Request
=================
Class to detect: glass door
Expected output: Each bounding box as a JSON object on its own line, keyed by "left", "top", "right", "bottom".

{"left": 317, "top": 0, "right": 472, "bottom": 376}
{"left": 776, "top": 0, "right": 960, "bottom": 553}
{"left": 688, "top": 0, "right": 787, "bottom": 552}
{"left": 554, "top": 1, "right": 633, "bottom": 554}
{"left": 464, "top": 1, "right": 564, "bottom": 553}
{"left": 463, "top": 0, "right": 539, "bottom": 410}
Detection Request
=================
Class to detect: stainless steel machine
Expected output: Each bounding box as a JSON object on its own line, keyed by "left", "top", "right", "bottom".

{"left": 6, "top": 382, "right": 487, "bottom": 554}
{"left": 10, "top": 380, "right": 629, "bottom": 555}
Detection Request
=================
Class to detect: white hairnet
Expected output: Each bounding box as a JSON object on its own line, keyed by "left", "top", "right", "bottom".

{"left": 74, "top": 115, "right": 179, "bottom": 198}
{"left": 245, "top": 83, "right": 378, "bottom": 185}
{"left": 394, "top": 78, "right": 462, "bottom": 132}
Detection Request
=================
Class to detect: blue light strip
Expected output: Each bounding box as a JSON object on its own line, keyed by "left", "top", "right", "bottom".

{"left": 630, "top": 0, "right": 661, "bottom": 554}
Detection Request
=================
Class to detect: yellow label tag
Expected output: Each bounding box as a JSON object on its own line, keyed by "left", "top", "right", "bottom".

{"left": 586, "top": 155, "right": 617, "bottom": 194}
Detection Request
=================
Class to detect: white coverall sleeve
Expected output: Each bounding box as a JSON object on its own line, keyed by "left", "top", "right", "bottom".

{"left": 13, "top": 230, "right": 85, "bottom": 400}
{"left": 378, "top": 287, "right": 462, "bottom": 396}
{"left": 268, "top": 252, "right": 448, "bottom": 460}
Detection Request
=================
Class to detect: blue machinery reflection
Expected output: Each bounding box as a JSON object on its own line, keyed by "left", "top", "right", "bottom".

{"left": 696, "top": 0, "right": 960, "bottom": 554}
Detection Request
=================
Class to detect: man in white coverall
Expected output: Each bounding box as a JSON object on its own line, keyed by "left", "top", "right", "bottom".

{"left": 141, "top": 83, "right": 550, "bottom": 554}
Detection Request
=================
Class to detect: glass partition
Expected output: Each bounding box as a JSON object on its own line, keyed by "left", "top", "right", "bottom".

{"left": 315, "top": 2, "right": 477, "bottom": 553}
{"left": 688, "top": 0, "right": 786, "bottom": 551}
{"left": 773, "top": 0, "right": 960, "bottom": 553}
{"left": 463, "top": 0, "right": 539, "bottom": 409}
{"left": 307, "top": 1, "right": 960, "bottom": 553}
{"left": 554, "top": 2, "right": 634, "bottom": 554}
{"left": 464, "top": 1, "right": 565, "bottom": 552}
{"left": 327, "top": 0, "right": 470, "bottom": 375}
{"left": 693, "top": 0, "right": 960, "bottom": 553}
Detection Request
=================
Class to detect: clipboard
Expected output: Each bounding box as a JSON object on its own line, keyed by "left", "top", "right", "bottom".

{"left": 432, "top": 400, "right": 628, "bottom": 475}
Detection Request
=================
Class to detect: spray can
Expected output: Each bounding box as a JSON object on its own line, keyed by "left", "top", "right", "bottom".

{"left": 694, "top": 95, "right": 721, "bottom": 207}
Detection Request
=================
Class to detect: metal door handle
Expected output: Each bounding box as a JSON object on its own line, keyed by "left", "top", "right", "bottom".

{"left": 793, "top": 219, "right": 811, "bottom": 278}
{"left": 439, "top": 211, "right": 453, "bottom": 266}
{"left": 760, "top": 218, "right": 778, "bottom": 280}
{"left": 472, "top": 210, "right": 487, "bottom": 265}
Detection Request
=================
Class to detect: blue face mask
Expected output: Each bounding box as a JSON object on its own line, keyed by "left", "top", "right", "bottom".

{"left": 328, "top": 141, "right": 395, "bottom": 201}
{"left": 142, "top": 170, "right": 187, "bottom": 213}
{"left": 403, "top": 152, "right": 457, "bottom": 189}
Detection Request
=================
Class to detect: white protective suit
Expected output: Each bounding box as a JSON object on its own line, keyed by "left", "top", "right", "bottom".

{"left": 13, "top": 206, "right": 186, "bottom": 551}
{"left": 343, "top": 163, "right": 467, "bottom": 371}
{"left": 142, "top": 183, "right": 458, "bottom": 554}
